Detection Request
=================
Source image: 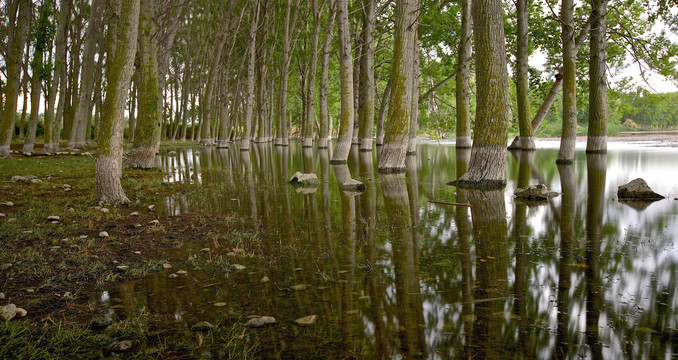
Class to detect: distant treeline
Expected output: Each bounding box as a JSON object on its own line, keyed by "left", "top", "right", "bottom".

{"left": 617, "top": 91, "right": 678, "bottom": 129}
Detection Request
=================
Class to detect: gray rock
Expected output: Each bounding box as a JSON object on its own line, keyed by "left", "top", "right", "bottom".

{"left": 231, "top": 264, "right": 246, "bottom": 270}
{"left": 47, "top": 215, "right": 60, "bottom": 221}
{"left": 99, "top": 231, "right": 109, "bottom": 238}
{"left": 514, "top": 184, "right": 556, "bottom": 201}
{"left": 129, "top": 212, "right": 139, "bottom": 216}
{"left": 0, "top": 292, "right": 4, "bottom": 299}
{"left": 148, "top": 219, "right": 160, "bottom": 226}
{"left": 618, "top": 178, "right": 665, "bottom": 201}
{"left": 167, "top": 151, "right": 177, "bottom": 156}
{"left": 339, "top": 179, "right": 366, "bottom": 192}
{"left": 294, "top": 315, "right": 318, "bottom": 326}
{"left": 0, "top": 304, "right": 17, "bottom": 321}
{"left": 15, "top": 308, "right": 26, "bottom": 317}
{"left": 243, "top": 316, "right": 276, "bottom": 328}
{"left": 11, "top": 175, "right": 37, "bottom": 183}
{"left": 190, "top": 321, "right": 215, "bottom": 331}
{"left": 111, "top": 340, "right": 133, "bottom": 351}
{"left": 290, "top": 172, "right": 320, "bottom": 187}
{"left": 30, "top": 179, "right": 42, "bottom": 184}
{"left": 90, "top": 317, "right": 112, "bottom": 330}
{"left": 115, "top": 265, "right": 129, "bottom": 271}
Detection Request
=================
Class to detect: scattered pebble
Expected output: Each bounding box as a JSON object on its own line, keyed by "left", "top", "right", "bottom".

{"left": 168, "top": 273, "right": 178, "bottom": 279}
{"left": 243, "top": 316, "right": 276, "bottom": 328}
{"left": 148, "top": 220, "right": 160, "bottom": 226}
{"left": 231, "top": 264, "right": 246, "bottom": 270}
{"left": 23, "top": 230, "right": 33, "bottom": 234}
{"left": 260, "top": 276, "right": 270, "bottom": 283}
{"left": 98, "top": 231, "right": 109, "bottom": 238}
{"left": 133, "top": 251, "right": 141, "bottom": 255}
{"left": 176, "top": 270, "right": 188, "bottom": 275}
{"left": 290, "top": 284, "right": 307, "bottom": 291}
{"left": 26, "top": 288, "right": 34, "bottom": 293}
{"left": 191, "top": 321, "right": 215, "bottom": 331}
{"left": 100, "top": 208, "right": 109, "bottom": 213}
{"left": 294, "top": 315, "right": 318, "bottom": 326}
{"left": 148, "top": 205, "right": 156, "bottom": 211}
{"left": 15, "top": 308, "right": 27, "bottom": 317}
{"left": 63, "top": 292, "right": 75, "bottom": 300}
{"left": 0, "top": 293, "right": 4, "bottom": 299}
{"left": 134, "top": 224, "right": 142, "bottom": 228}
{"left": 80, "top": 235, "right": 88, "bottom": 239}
{"left": 7, "top": 218, "right": 17, "bottom": 223}
{"left": 213, "top": 302, "right": 227, "bottom": 307}
{"left": 112, "top": 340, "right": 133, "bottom": 351}
{"left": 162, "top": 263, "right": 172, "bottom": 269}
{"left": 51, "top": 221, "right": 58, "bottom": 224}
{"left": 0, "top": 213, "right": 5, "bottom": 217}
{"left": 68, "top": 208, "right": 75, "bottom": 212}
{"left": 115, "top": 265, "right": 129, "bottom": 271}
{"left": 200, "top": 247, "right": 210, "bottom": 252}
{"left": 0, "top": 304, "right": 17, "bottom": 321}
{"left": 129, "top": 212, "right": 139, "bottom": 216}
{"left": 1, "top": 202, "right": 15, "bottom": 207}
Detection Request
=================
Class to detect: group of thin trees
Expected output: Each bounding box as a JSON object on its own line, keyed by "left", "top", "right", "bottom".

{"left": 1, "top": 0, "right": 677, "bottom": 203}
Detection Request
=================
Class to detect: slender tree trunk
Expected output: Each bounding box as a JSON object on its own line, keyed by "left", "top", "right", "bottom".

{"left": 557, "top": 0, "right": 577, "bottom": 163}
{"left": 515, "top": 0, "right": 534, "bottom": 150}
{"left": 587, "top": 0, "right": 607, "bottom": 153}
{"left": 128, "top": 69, "right": 138, "bottom": 142}
{"left": 69, "top": 0, "right": 103, "bottom": 149}
{"left": 378, "top": 0, "right": 417, "bottom": 172}
{"left": 303, "top": 0, "right": 322, "bottom": 148}
{"left": 275, "top": 0, "right": 299, "bottom": 146}
{"left": 241, "top": 0, "right": 259, "bottom": 151}
{"left": 456, "top": 0, "right": 473, "bottom": 148}
{"left": 376, "top": 78, "right": 391, "bottom": 146}
{"left": 358, "top": 0, "right": 376, "bottom": 151}
{"left": 330, "top": 0, "right": 355, "bottom": 163}
{"left": 0, "top": 0, "right": 30, "bottom": 157}
{"left": 95, "top": 0, "right": 140, "bottom": 204}
{"left": 23, "top": 43, "right": 44, "bottom": 153}
{"left": 407, "top": 26, "right": 419, "bottom": 155}
{"left": 125, "top": 0, "right": 160, "bottom": 168}
{"left": 451, "top": 0, "right": 509, "bottom": 188}
{"left": 318, "top": 0, "right": 336, "bottom": 149}
{"left": 19, "top": 69, "right": 28, "bottom": 141}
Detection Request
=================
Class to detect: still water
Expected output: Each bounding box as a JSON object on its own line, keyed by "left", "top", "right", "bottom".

{"left": 94, "top": 141, "right": 678, "bottom": 359}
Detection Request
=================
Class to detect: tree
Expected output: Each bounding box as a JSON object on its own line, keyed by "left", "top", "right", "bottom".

{"left": 0, "top": 0, "right": 31, "bottom": 157}
{"left": 95, "top": 0, "right": 140, "bottom": 204}
{"left": 514, "top": 0, "right": 534, "bottom": 150}
{"left": 455, "top": 0, "right": 472, "bottom": 149}
{"left": 241, "top": 0, "right": 259, "bottom": 151}
{"left": 330, "top": 0, "right": 354, "bottom": 164}
{"left": 587, "top": 0, "right": 607, "bottom": 153}
{"left": 317, "top": 0, "right": 336, "bottom": 149}
{"left": 378, "top": 0, "right": 417, "bottom": 173}
{"left": 451, "top": 0, "right": 510, "bottom": 188}
{"left": 557, "top": 0, "right": 577, "bottom": 163}
{"left": 357, "top": 0, "right": 376, "bottom": 151}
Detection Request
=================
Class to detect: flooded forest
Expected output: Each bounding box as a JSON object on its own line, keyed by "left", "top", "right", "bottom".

{"left": 2, "top": 0, "right": 678, "bottom": 359}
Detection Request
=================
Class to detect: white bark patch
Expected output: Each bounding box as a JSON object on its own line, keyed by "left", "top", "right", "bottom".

{"left": 557, "top": 137, "right": 577, "bottom": 163}
{"left": 455, "top": 136, "right": 472, "bottom": 148}
{"left": 359, "top": 138, "right": 372, "bottom": 151}
{"left": 586, "top": 136, "right": 607, "bottom": 153}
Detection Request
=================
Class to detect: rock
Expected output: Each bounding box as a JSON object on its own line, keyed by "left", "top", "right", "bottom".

{"left": 231, "top": 264, "right": 246, "bottom": 270}
{"left": 190, "top": 321, "right": 215, "bottom": 331}
{"left": 148, "top": 219, "right": 160, "bottom": 226}
{"left": 148, "top": 205, "right": 156, "bottom": 211}
{"left": 213, "top": 302, "right": 227, "bottom": 307}
{"left": 115, "top": 265, "right": 129, "bottom": 271}
{"left": 11, "top": 175, "right": 38, "bottom": 183}
{"left": 168, "top": 151, "right": 177, "bottom": 156}
{"left": 46, "top": 215, "right": 60, "bottom": 221}
{"left": 15, "top": 308, "right": 27, "bottom": 317}
{"left": 617, "top": 178, "right": 665, "bottom": 201}
{"left": 290, "top": 284, "right": 307, "bottom": 291}
{"left": 100, "top": 208, "right": 109, "bottom": 213}
{"left": 30, "top": 179, "right": 42, "bottom": 184}
{"left": 7, "top": 218, "right": 17, "bottom": 223}
{"left": 243, "top": 316, "right": 276, "bottom": 328}
{"left": 162, "top": 263, "right": 172, "bottom": 269}
{"left": 339, "top": 179, "right": 366, "bottom": 192}
{"left": 79, "top": 235, "right": 88, "bottom": 239}
{"left": 63, "top": 291, "right": 75, "bottom": 300}
{"left": 0, "top": 304, "right": 17, "bottom": 321}
{"left": 289, "top": 172, "right": 320, "bottom": 187}
{"left": 514, "top": 184, "right": 557, "bottom": 201}
{"left": 98, "top": 231, "right": 109, "bottom": 238}
{"left": 1, "top": 201, "right": 15, "bottom": 207}
{"left": 0, "top": 213, "right": 5, "bottom": 217}
{"left": 200, "top": 247, "right": 210, "bottom": 252}
{"left": 133, "top": 251, "right": 141, "bottom": 255}
{"left": 260, "top": 276, "right": 270, "bottom": 283}
{"left": 294, "top": 315, "right": 318, "bottom": 326}
{"left": 175, "top": 270, "right": 188, "bottom": 275}
{"left": 89, "top": 317, "right": 112, "bottom": 330}
{"left": 129, "top": 212, "right": 139, "bottom": 216}
{"left": 168, "top": 273, "right": 178, "bottom": 279}
{"left": 112, "top": 340, "right": 133, "bottom": 351}
{"left": 0, "top": 292, "right": 4, "bottom": 299}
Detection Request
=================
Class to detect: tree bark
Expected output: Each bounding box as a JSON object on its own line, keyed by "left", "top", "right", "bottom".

{"left": 241, "top": 0, "right": 259, "bottom": 151}
{"left": 455, "top": 0, "right": 473, "bottom": 148}
{"left": 587, "top": 0, "right": 607, "bottom": 153}
{"left": 358, "top": 0, "right": 376, "bottom": 151}
{"left": 318, "top": 0, "right": 336, "bottom": 149}
{"left": 95, "top": 0, "right": 140, "bottom": 204}
{"left": 0, "top": 0, "right": 30, "bottom": 157}
{"left": 126, "top": 0, "right": 160, "bottom": 168}
{"left": 407, "top": 25, "right": 419, "bottom": 155}
{"left": 557, "top": 0, "right": 577, "bottom": 163}
{"left": 275, "top": 0, "right": 299, "bottom": 146}
{"left": 376, "top": 78, "right": 391, "bottom": 146}
{"left": 451, "top": 0, "right": 509, "bottom": 188}
{"left": 330, "top": 0, "right": 355, "bottom": 164}
{"left": 303, "top": 0, "right": 322, "bottom": 148}
{"left": 515, "top": 0, "right": 534, "bottom": 150}
{"left": 378, "top": 0, "right": 417, "bottom": 173}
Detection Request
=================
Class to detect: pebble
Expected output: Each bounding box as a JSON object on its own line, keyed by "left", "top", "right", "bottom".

{"left": 68, "top": 208, "right": 75, "bottom": 212}
{"left": 0, "top": 304, "right": 17, "bottom": 321}
{"left": 260, "top": 276, "right": 270, "bottom": 283}
{"left": 0, "top": 213, "right": 5, "bottom": 217}
{"left": 200, "top": 247, "right": 210, "bottom": 252}
{"left": 112, "top": 340, "right": 133, "bottom": 351}
{"left": 133, "top": 251, "right": 141, "bottom": 255}
{"left": 231, "top": 264, "right": 246, "bottom": 270}
{"left": 7, "top": 218, "right": 17, "bottom": 223}
{"left": 134, "top": 223, "right": 142, "bottom": 228}
{"left": 176, "top": 270, "right": 188, "bottom": 275}
{"left": 0, "top": 292, "right": 4, "bottom": 299}
{"left": 129, "top": 212, "right": 139, "bottom": 216}
{"left": 15, "top": 308, "right": 27, "bottom": 317}
{"left": 290, "top": 284, "right": 307, "bottom": 291}
{"left": 30, "top": 179, "right": 42, "bottom": 184}
{"left": 115, "top": 265, "right": 129, "bottom": 271}
{"left": 243, "top": 316, "right": 276, "bottom": 328}
{"left": 213, "top": 302, "right": 227, "bottom": 307}
{"left": 191, "top": 321, "right": 215, "bottom": 331}
{"left": 63, "top": 292, "right": 75, "bottom": 300}
{"left": 294, "top": 315, "right": 318, "bottom": 326}
{"left": 51, "top": 221, "right": 58, "bottom": 224}
{"left": 148, "top": 219, "right": 160, "bottom": 225}
{"left": 80, "top": 235, "right": 88, "bottom": 239}
{"left": 98, "top": 231, "right": 109, "bottom": 238}
{"left": 148, "top": 205, "right": 156, "bottom": 211}
{"left": 1, "top": 202, "right": 15, "bottom": 207}
{"left": 162, "top": 263, "right": 172, "bottom": 269}
{"left": 168, "top": 273, "right": 178, "bottom": 278}
{"left": 100, "top": 208, "right": 109, "bottom": 213}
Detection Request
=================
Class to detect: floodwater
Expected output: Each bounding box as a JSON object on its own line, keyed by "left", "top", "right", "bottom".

{"left": 92, "top": 141, "right": 678, "bottom": 359}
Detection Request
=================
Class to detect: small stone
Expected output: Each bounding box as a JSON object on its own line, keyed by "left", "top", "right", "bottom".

{"left": 133, "top": 251, "right": 141, "bottom": 255}
{"left": 112, "top": 260, "right": 119, "bottom": 264}
{"left": 30, "top": 178, "right": 42, "bottom": 184}
{"left": 63, "top": 292, "right": 74, "bottom": 300}
{"left": 46, "top": 216, "right": 60, "bottom": 221}
{"left": 90, "top": 317, "right": 112, "bottom": 330}
{"left": 129, "top": 212, "right": 139, "bottom": 216}
{"left": 98, "top": 231, "right": 109, "bottom": 238}
{"left": 148, "top": 219, "right": 160, "bottom": 226}
{"left": 100, "top": 208, "right": 109, "bottom": 213}
{"left": 514, "top": 184, "right": 555, "bottom": 201}
{"left": 0, "top": 304, "right": 17, "bottom": 321}
{"left": 115, "top": 265, "right": 129, "bottom": 271}
{"left": 0, "top": 292, "right": 4, "bottom": 299}
{"left": 168, "top": 273, "right": 178, "bottom": 279}
{"left": 94, "top": 206, "right": 101, "bottom": 211}
{"left": 260, "top": 276, "right": 270, "bottom": 283}
{"left": 148, "top": 205, "right": 156, "bottom": 211}
{"left": 0, "top": 213, "right": 5, "bottom": 217}
{"left": 80, "top": 235, "right": 88, "bottom": 239}
{"left": 200, "top": 247, "right": 210, "bottom": 252}
{"left": 290, "top": 284, "right": 307, "bottom": 291}
{"left": 134, "top": 224, "right": 142, "bottom": 228}
{"left": 162, "top": 263, "right": 172, "bottom": 269}
{"left": 242, "top": 316, "right": 276, "bottom": 328}
{"left": 1, "top": 202, "right": 15, "bottom": 207}
{"left": 26, "top": 288, "right": 34, "bottom": 293}
{"left": 112, "top": 340, "right": 133, "bottom": 351}
{"left": 213, "top": 302, "right": 227, "bottom": 307}
{"left": 294, "top": 315, "right": 318, "bottom": 326}
{"left": 15, "top": 308, "right": 27, "bottom": 317}
{"left": 7, "top": 218, "right": 17, "bottom": 223}
{"left": 618, "top": 178, "right": 665, "bottom": 201}
{"left": 23, "top": 230, "right": 33, "bottom": 234}
{"left": 176, "top": 270, "right": 188, "bottom": 275}
{"left": 68, "top": 208, "right": 75, "bottom": 212}
{"left": 231, "top": 264, "right": 246, "bottom": 270}
{"left": 190, "top": 321, "right": 215, "bottom": 331}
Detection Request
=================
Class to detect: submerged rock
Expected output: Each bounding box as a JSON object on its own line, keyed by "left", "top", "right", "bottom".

{"left": 111, "top": 340, "right": 133, "bottom": 351}
{"left": 289, "top": 172, "right": 320, "bottom": 187}
{"left": 243, "top": 316, "right": 276, "bottom": 328}
{"left": 98, "top": 231, "right": 109, "bottom": 238}
{"left": 617, "top": 178, "right": 665, "bottom": 201}
{"left": 339, "top": 179, "right": 366, "bottom": 192}
{"left": 0, "top": 304, "right": 17, "bottom": 321}
{"left": 190, "top": 321, "right": 215, "bottom": 331}
{"left": 294, "top": 315, "right": 318, "bottom": 326}
{"left": 514, "top": 184, "right": 557, "bottom": 201}
{"left": 89, "top": 317, "right": 112, "bottom": 330}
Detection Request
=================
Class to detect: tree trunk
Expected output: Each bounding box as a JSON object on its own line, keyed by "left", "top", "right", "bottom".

{"left": 0, "top": 0, "right": 30, "bottom": 157}
{"left": 515, "top": 0, "right": 534, "bottom": 150}
{"left": 318, "top": 0, "right": 336, "bottom": 149}
{"left": 95, "top": 0, "right": 140, "bottom": 204}
{"left": 330, "top": 0, "right": 355, "bottom": 164}
{"left": 241, "top": 0, "right": 259, "bottom": 151}
{"left": 587, "top": 0, "right": 607, "bottom": 153}
{"left": 358, "top": 0, "right": 376, "bottom": 151}
{"left": 376, "top": 78, "right": 391, "bottom": 146}
{"left": 557, "top": 0, "right": 577, "bottom": 163}
{"left": 451, "top": 0, "right": 509, "bottom": 188}
{"left": 69, "top": 0, "right": 103, "bottom": 149}
{"left": 126, "top": 0, "right": 160, "bottom": 168}
{"left": 275, "top": 0, "right": 299, "bottom": 146}
{"left": 303, "top": 0, "right": 322, "bottom": 148}
{"left": 378, "top": 0, "right": 417, "bottom": 173}
{"left": 23, "top": 40, "right": 44, "bottom": 153}
{"left": 128, "top": 69, "right": 138, "bottom": 142}
{"left": 406, "top": 26, "right": 419, "bottom": 155}
{"left": 455, "top": 0, "right": 473, "bottom": 148}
